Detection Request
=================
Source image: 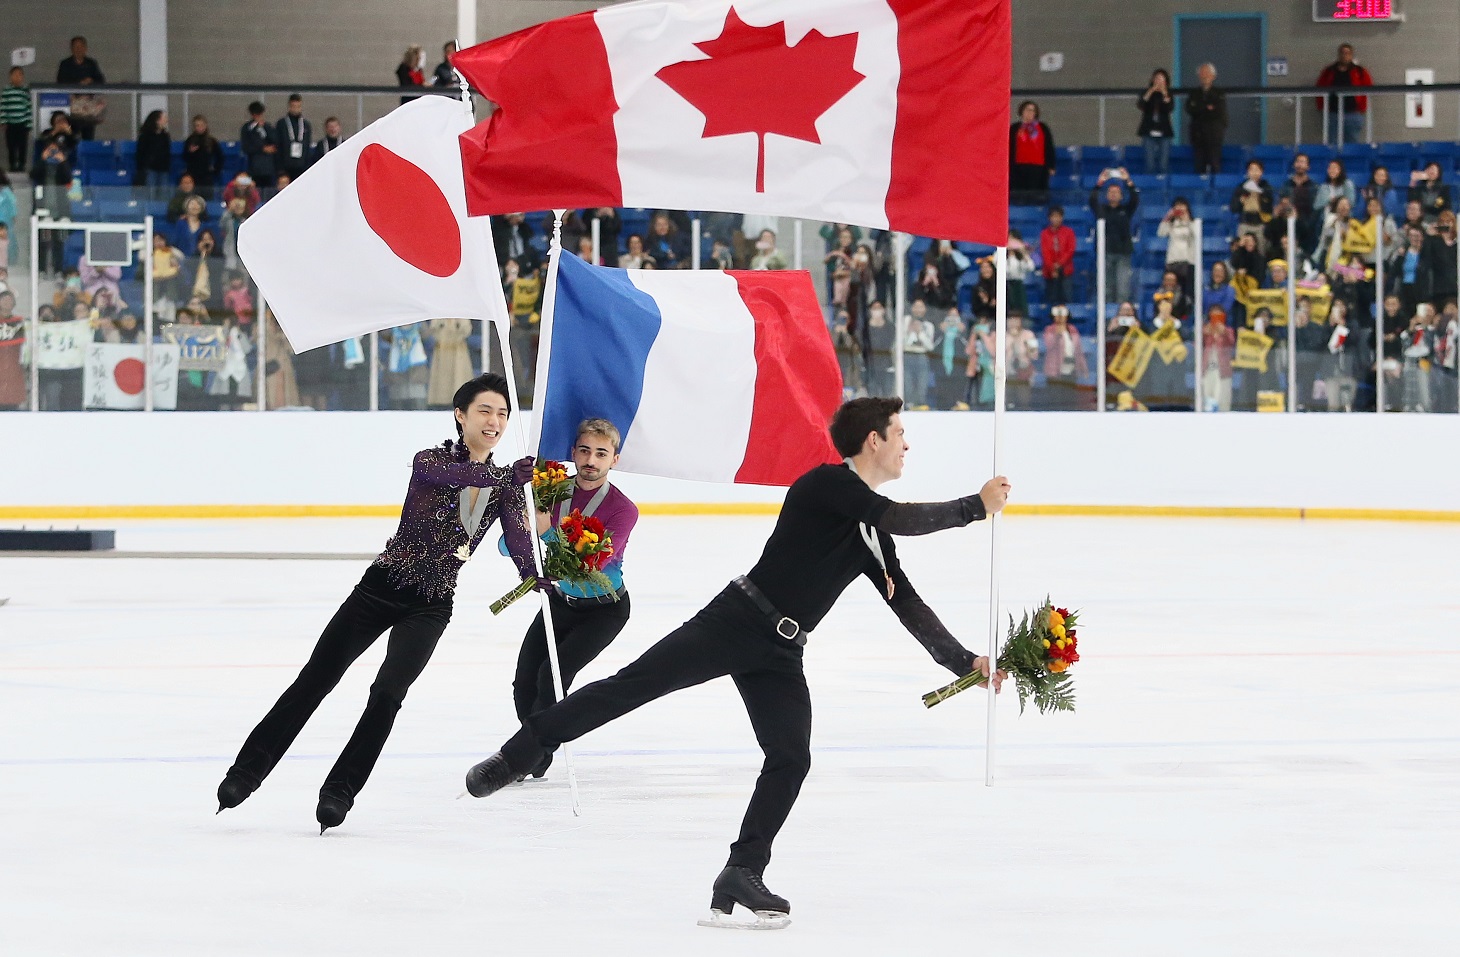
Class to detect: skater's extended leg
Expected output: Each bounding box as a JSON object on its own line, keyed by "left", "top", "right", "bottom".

{"left": 322, "top": 602, "right": 451, "bottom": 804}
{"left": 225, "top": 586, "right": 398, "bottom": 791}
{"left": 530, "top": 593, "right": 632, "bottom": 714}
{"left": 511, "top": 608, "right": 549, "bottom": 723}
{"left": 725, "top": 667, "right": 812, "bottom": 874}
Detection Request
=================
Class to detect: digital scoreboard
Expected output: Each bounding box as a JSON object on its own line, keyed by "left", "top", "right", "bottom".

{"left": 1313, "top": 0, "right": 1397, "bottom": 21}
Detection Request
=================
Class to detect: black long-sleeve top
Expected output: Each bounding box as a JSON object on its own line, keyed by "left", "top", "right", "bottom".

{"left": 745, "top": 464, "right": 987, "bottom": 676}
{"left": 183, "top": 133, "right": 224, "bottom": 184}
{"left": 134, "top": 128, "right": 172, "bottom": 180}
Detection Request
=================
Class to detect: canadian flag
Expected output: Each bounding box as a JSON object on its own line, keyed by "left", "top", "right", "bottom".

{"left": 238, "top": 96, "right": 509, "bottom": 353}
{"left": 452, "top": 0, "right": 1011, "bottom": 244}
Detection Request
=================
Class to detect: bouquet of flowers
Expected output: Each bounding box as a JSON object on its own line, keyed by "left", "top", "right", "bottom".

{"left": 923, "top": 598, "right": 1080, "bottom": 714}
{"left": 490, "top": 509, "right": 618, "bottom": 615}
{"left": 531, "top": 459, "right": 574, "bottom": 512}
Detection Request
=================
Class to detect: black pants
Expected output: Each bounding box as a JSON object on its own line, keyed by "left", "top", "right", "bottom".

{"left": 502, "top": 586, "right": 810, "bottom": 873}
{"left": 226, "top": 566, "right": 452, "bottom": 805}
{"left": 5, "top": 124, "right": 28, "bottom": 171}
{"left": 513, "top": 590, "right": 631, "bottom": 724}
{"left": 1191, "top": 130, "right": 1223, "bottom": 175}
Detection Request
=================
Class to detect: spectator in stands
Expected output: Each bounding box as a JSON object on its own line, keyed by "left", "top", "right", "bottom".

{"left": 1316, "top": 196, "right": 1356, "bottom": 274}
{"left": 1408, "top": 162, "right": 1453, "bottom": 226}
{"left": 574, "top": 235, "right": 599, "bottom": 264}
{"left": 1039, "top": 206, "right": 1075, "bottom": 306}
{"left": 1185, "top": 63, "right": 1226, "bottom": 175}
{"left": 432, "top": 42, "right": 458, "bottom": 87}
{"left": 1005, "top": 311, "right": 1039, "bottom": 410}
{"left": 1152, "top": 269, "right": 1191, "bottom": 321}
{"left": 221, "top": 272, "right": 254, "bottom": 326}
{"left": 1314, "top": 160, "right": 1357, "bottom": 221}
{"left": 965, "top": 313, "right": 995, "bottom": 409}
{"left": 1107, "top": 300, "right": 1140, "bottom": 339}
{"left": 846, "top": 243, "right": 878, "bottom": 336}
{"left": 1008, "top": 101, "right": 1056, "bottom": 205}
{"left": 749, "top": 228, "right": 788, "bottom": 270}
{"left": 708, "top": 238, "right": 734, "bottom": 270}
{"left": 1136, "top": 69, "right": 1174, "bottom": 177}
{"left": 1042, "top": 304, "right": 1087, "bottom": 410}
{"left": 275, "top": 94, "right": 313, "bottom": 183}
{"left": 701, "top": 211, "right": 742, "bottom": 257}
{"left": 172, "top": 196, "right": 216, "bottom": 264}
{"left": 643, "top": 212, "right": 690, "bottom": 269}
{"left": 1315, "top": 43, "right": 1373, "bottom": 146}
{"left": 1293, "top": 299, "right": 1328, "bottom": 411}
{"left": 0, "top": 171, "right": 15, "bottom": 265}
{"left": 2, "top": 67, "right": 31, "bottom": 174}
{"left": 1361, "top": 165, "right": 1398, "bottom": 212}
{"left": 383, "top": 323, "right": 429, "bottom": 409}
{"left": 80, "top": 256, "right": 122, "bottom": 303}
{"left": 493, "top": 212, "right": 538, "bottom": 275}
{"left": 863, "top": 300, "right": 895, "bottom": 396}
{"left": 1390, "top": 225, "right": 1432, "bottom": 315}
{"left": 152, "top": 233, "right": 183, "bottom": 306}
{"left": 1230, "top": 160, "right": 1274, "bottom": 255}
{"left": 824, "top": 227, "right": 856, "bottom": 306}
{"left": 1264, "top": 196, "right": 1298, "bottom": 263}
{"left": 313, "top": 117, "right": 344, "bottom": 164}
{"left": 133, "top": 110, "right": 172, "bottom": 197}
{"left": 1322, "top": 299, "right": 1359, "bottom": 412}
{"left": 269, "top": 172, "right": 292, "bottom": 198}
{"left": 584, "top": 208, "right": 621, "bottom": 260}
{"left": 218, "top": 196, "right": 248, "bottom": 274}
{"left": 619, "top": 233, "right": 652, "bottom": 269}
{"left": 1350, "top": 196, "right": 1399, "bottom": 266}
{"left": 425, "top": 317, "right": 473, "bottom": 410}
{"left": 831, "top": 311, "right": 860, "bottom": 399}
{"left": 1435, "top": 299, "right": 1459, "bottom": 414}
{"left": 1401, "top": 304, "right": 1435, "bottom": 412}
{"left": 1400, "top": 198, "right": 1428, "bottom": 238}
{"left": 916, "top": 241, "right": 962, "bottom": 311}
{"left": 397, "top": 46, "right": 426, "bottom": 104}
{"left": 32, "top": 112, "right": 74, "bottom": 277}
{"left": 1200, "top": 305, "right": 1235, "bottom": 412}
{"left": 1281, "top": 153, "right": 1319, "bottom": 257}
{"left": 1205, "top": 260, "right": 1237, "bottom": 324}
{"left": 0, "top": 290, "right": 20, "bottom": 410}
{"left": 183, "top": 115, "right": 224, "bottom": 197}
{"left": 1157, "top": 197, "right": 1196, "bottom": 297}
{"left": 1090, "top": 169, "right": 1139, "bottom": 305}
{"left": 971, "top": 256, "right": 997, "bottom": 326}
{"left": 222, "top": 170, "right": 261, "bottom": 217}
{"left": 933, "top": 308, "right": 969, "bottom": 409}
{"left": 57, "top": 37, "right": 105, "bottom": 140}
{"left": 901, "top": 299, "right": 935, "bottom": 410}
{"left": 1006, "top": 229, "right": 1033, "bottom": 317}
{"left": 1427, "top": 210, "right": 1458, "bottom": 307}
{"left": 240, "top": 102, "right": 278, "bottom": 188}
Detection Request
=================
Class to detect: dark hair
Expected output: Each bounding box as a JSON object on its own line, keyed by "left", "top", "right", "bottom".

{"left": 1016, "top": 100, "right": 1039, "bottom": 120}
{"left": 1150, "top": 68, "right": 1171, "bottom": 86}
{"left": 1328, "top": 158, "right": 1347, "bottom": 184}
{"left": 829, "top": 396, "right": 903, "bottom": 458}
{"left": 71, "top": 35, "right": 87, "bottom": 46}
{"left": 1248, "top": 159, "right": 1264, "bottom": 172}
{"left": 50, "top": 110, "right": 69, "bottom": 126}
{"left": 1008, "top": 227, "right": 1023, "bottom": 241}
{"left": 288, "top": 93, "right": 302, "bottom": 104}
{"left": 247, "top": 101, "right": 265, "bottom": 116}
{"left": 141, "top": 110, "right": 164, "bottom": 135}
{"left": 1048, "top": 204, "right": 1064, "bottom": 217}
{"left": 323, "top": 115, "right": 339, "bottom": 125}
{"left": 1172, "top": 196, "right": 1190, "bottom": 209}
{"left": 452, "top": 373, "right": 512, "bottom": 436}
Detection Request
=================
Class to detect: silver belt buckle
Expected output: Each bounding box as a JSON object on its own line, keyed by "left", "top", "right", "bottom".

{"left": 776, "top": 617, "right": 800, "bottom": 640}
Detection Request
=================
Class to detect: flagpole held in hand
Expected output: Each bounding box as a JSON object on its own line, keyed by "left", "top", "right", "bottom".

{"left": 985, "top": 245, "right": 1007, "bottom": 788}
{"left": 500, "top": 209, "right": 581, "bottom": 816}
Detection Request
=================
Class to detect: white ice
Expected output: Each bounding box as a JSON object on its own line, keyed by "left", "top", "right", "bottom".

{"left": 2, "top": 513, "right": 1456, "bottom": 955}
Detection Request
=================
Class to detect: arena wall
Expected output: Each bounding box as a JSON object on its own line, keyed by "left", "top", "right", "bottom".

{"left": 2, "top": 411, "right": 1455, "bottom": 520}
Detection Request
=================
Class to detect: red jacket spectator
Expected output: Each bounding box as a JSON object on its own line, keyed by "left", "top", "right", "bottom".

{"left": 1315, "top": 48, "right": 1373, "bottom": 114}
{"left": 1039, "top": 223, "right": 1076, "bottom": 279}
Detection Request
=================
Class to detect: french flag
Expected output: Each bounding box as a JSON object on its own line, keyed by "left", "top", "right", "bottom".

{"left": 534, "top": 253, "right": 842, "bottom": 486}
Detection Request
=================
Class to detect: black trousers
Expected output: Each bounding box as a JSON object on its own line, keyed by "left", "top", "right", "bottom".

{"left": 5, "top": 124, "right": 28, "bottom": 171}
{"left": 226, "top": 566, "right": 452, "bottom": 805}
{"left": 513, "top": 590, "right": 631, "bottom": 724}
{"left": 502, "top": 586, "right": 811, "bottom": 873}
{"left": 1191, "top": 131, "right": 1223, "bottom": 175}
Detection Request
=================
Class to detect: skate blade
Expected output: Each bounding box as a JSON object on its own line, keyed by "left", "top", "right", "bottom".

{"left": 697, "top": 909, "right": 790, "bottom": 931}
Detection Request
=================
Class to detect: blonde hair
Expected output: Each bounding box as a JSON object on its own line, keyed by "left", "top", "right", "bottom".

{"left": 576, "top": 418, "right": 622, "bottom": 453}
{"left": 402, "top": 44, "right": 422, "bottom": 67}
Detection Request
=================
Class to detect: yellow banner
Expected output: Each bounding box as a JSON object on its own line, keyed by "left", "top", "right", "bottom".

{"left": 1108, "top": 326, "right": 1155, "bottom": 388}
{"left": 1234, "top": 329, "right": 1274, "bottom": 372}
{"left": 1257, "top": 390, "right": 1286, "bottom": 413}
{"left": 1152, "top": 322, "right": 1189, "bottom": 365}
{"left": 1342, "top": 219, "right": 1376, "bottom": 256}
{"left": 1241, "top": 288, "right": 1288, "bottom": 326}
{"left": 1295, "top": 284, "right": 1332, "bottom": 324}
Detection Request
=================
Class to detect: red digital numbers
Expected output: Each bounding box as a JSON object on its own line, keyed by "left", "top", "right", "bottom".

{"left": 1331, "top": 0, "right": 1393, "bottom": 19}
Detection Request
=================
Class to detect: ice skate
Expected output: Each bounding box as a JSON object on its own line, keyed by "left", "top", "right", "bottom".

{"left": 215, "top": 773, "right": 254, "bottom": 814}
{"left": 696, "top": 865, "right": 791, "bottom": 930}
{"left": 316, "top": 790, "right": 350, "bottom": 834}
{"left": 464, "top": 752, "right": 523, "bottom": 798}
{"left": 527, "top": 753, "right": 552, "bottom": 780}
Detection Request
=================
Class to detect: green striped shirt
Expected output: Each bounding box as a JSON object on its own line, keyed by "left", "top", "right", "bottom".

{"left": 1, "top": 86, "right": 32, "bottom": 127}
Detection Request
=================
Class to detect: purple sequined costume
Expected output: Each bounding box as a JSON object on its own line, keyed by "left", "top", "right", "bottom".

{"left": 221, "top": 439, "right": 536, "bottom": 818}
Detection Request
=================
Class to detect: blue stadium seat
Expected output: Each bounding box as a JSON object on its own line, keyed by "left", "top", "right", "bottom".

{"left": 70, "top": 199, "right": 100, "bottom": 221}
{"left": 1131, "top": 174, "right": 1166, "bottom": 191}
{"left": 1081, "top": 145, "right": 1123, "bottom": 175}
{"left": 1169, "top": 144, "right": 1194, "bottom": 164}
{"left": 1202, "top": 235, "right": 1232, "bottom": 255}
{"left": 93, "top": 169, "right": 132, "bottom": 190}
{"left": 1211, "top": 173, "right": 1243, "bottom": 192}
{"left": 98, "top": 199, "right": 144, "bottom": 221}
{"left": 1168, "top": 173, "right": 1209, "bottom": 191}
{"left": 1054, "top": 145, "right": 1079, "bottom": 176}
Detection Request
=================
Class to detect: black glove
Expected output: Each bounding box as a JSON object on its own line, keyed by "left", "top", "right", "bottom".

{"left": 510, "top": 455, "right": 535, "bottom": 486}
{"left": 533, "top": 576, "right": 553, "bottom": 593}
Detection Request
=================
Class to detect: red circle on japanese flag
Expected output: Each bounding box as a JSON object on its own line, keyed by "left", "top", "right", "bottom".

{"left": 356, "top": 144, "right": 462, "bottom": 278}
{"left": 114, "top": 357, "right": 146, "bottom": 395}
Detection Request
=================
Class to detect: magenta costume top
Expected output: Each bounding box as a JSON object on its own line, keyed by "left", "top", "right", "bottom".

{"left": 372, "top": 440, "right": 536, "bottom": 600}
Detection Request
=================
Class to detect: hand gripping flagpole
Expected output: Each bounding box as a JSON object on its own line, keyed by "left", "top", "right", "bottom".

{"left": 985, "top": 246, "right": 1008, "bottom": 788}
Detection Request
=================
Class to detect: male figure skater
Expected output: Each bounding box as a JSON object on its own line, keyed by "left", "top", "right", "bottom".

{"left": 465, "top": 396, "right": 1010, "bottom": 925}
{"left": 510, "top": 417, "right": 638, "bottom": 779}
{"left": 217, "top": 374, "right": 537, "bottom": 833}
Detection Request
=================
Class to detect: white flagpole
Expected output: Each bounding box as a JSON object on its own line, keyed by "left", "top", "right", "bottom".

{"left": 985, "top": 245, "right": 1007, "bottom": 788}
{"left": 510, "top": 209, "right": 581, "bottom": 816}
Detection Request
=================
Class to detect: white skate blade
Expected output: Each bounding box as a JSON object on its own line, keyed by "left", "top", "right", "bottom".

{"left": 697, "top": 908, "right": 790, "bottom": 931}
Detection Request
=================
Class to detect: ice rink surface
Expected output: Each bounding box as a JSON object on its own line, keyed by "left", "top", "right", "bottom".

{"left": 2, "top": 512, "right": 1457, "bottom": 955}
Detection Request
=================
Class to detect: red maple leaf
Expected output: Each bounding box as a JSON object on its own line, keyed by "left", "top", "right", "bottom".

{"left": 655, "top": 8, "right": 865, "bottom": 193}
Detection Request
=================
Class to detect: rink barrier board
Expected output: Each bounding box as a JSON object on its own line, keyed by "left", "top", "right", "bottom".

{"left": 3, "top": 504, "right": 1460, "bottom": 523}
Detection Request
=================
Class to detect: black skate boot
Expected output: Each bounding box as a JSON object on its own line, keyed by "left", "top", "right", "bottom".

{"left": 698, "top": 865, "right": 791, "bottom": 930}
{"left": 527, "top": 752, "right": 553, "bottom": 780}
{"left": 464, "top": 752, "right": 523, "bottom": 798}
{"left": 216, "top": 773, "right": 254, "bottom": 814}
{"left": 316, "top": 789, "right": 352, "bottom": 834}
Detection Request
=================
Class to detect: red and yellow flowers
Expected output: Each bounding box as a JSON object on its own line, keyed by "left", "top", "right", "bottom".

{"left": 923, "top": 598, "right": 1081, "bottom": 714}
{"left": 530, "top": 459, "right": 574, "bottom": 512}
{"left": 490, "top": 508, "right": 619, "bottom": 615}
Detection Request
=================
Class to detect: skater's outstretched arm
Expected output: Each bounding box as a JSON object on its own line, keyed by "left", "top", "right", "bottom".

{"left": 874, "top": 476, "right": 1009, "bottom": 536}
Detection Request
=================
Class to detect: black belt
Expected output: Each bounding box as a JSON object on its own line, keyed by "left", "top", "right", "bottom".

{"left": 731, "top": 576, "right": 805, "bottom": 646}
{"left": 553, "top": 584, "right": 627, "bottom": 608}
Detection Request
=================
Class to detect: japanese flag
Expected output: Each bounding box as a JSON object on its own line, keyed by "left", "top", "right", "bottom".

{"left": 452, "top": 0, "right": 1011, "bottom": 244}
{"left": 238, "top": 96, "right": 509, "bottom": 353}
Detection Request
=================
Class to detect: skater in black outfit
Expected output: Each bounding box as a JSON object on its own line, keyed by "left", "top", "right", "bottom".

{"left": 217, "top": 374, "right": 538, "bottom": 833}
{"left": 511, "top": 417, "right": 639, "bottom": 779}
{"left": 466, "top": 396, "right": 1010, "bottom": 925}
